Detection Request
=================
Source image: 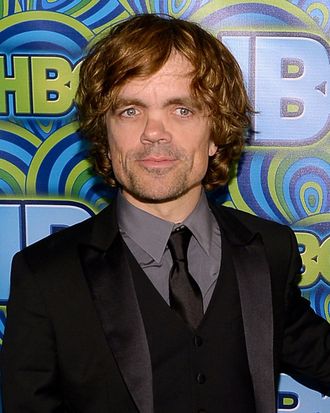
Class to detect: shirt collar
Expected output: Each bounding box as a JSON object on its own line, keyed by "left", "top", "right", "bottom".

{"left": 117, "top": 192, "right": 173, "bottom": 263}
{"left": 116, "top": 190, "right": 215, "bottom": 262}
{"left": 182, "top": 191, "right": 214, "bottom": 256}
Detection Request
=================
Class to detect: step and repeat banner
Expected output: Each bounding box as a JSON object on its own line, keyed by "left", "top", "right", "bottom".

{"left": 0, "top": 0, "right": 330, "bottom": 411}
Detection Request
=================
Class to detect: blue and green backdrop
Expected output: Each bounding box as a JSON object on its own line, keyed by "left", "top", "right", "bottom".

{"left": 0, "top": 1, "right": 330, "bottom": 411}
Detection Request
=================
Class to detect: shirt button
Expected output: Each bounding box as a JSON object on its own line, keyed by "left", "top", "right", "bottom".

{"left": 196, "top": 373, "right": 206, "bottom": 384}
{"left": 194, "top": 335, "right": 203, "bottom": 347}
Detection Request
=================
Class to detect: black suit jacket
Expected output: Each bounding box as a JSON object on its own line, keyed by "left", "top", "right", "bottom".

{"left": 1, "top": 201, "right": 330, "bottom": 412}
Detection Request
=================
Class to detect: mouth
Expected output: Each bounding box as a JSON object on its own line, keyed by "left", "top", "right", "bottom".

{"left": 137, "top": 156, "right": 178, "bottom": 169}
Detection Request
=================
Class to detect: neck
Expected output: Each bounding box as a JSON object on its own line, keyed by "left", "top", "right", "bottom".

{"left": 122, "top": 186, "right": 203, "bottom": 223}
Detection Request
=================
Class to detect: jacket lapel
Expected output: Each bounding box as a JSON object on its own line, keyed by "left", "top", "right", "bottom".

{"left": 211, "top": 205, "right": 275, "bottom": 413}
{"left": 80, "top": 202, "right": 153, "bottom": 413}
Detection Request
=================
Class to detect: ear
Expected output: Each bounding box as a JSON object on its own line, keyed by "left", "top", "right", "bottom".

{"left": 208, "top": 141, "right": 217, "bottom": 157}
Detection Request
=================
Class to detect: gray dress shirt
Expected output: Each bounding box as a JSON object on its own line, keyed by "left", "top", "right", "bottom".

{"left": 116, "top": 191, "right": 222, "bottom": 311}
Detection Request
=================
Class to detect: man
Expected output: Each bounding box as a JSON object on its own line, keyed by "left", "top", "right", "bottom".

{"left": 1, "top": 14, "right": 330, "bottom": 413}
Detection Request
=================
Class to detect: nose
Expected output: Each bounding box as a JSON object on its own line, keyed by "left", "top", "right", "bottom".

{"left": 140, "top": 115, "right": 171, "bottom": 144}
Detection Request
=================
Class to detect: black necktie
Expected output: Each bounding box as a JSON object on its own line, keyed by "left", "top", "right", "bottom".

{"left": 168, "top": 226, "right": 203, "bottom": 329}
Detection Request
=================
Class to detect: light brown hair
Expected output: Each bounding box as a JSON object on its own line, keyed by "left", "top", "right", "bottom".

{"left": 76, "top": 13, "right": 252, "bottom": 190}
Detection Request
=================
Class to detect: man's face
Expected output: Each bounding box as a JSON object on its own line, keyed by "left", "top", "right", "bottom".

{"left": 106, "top": 53, "right": 217, "bottom": 206}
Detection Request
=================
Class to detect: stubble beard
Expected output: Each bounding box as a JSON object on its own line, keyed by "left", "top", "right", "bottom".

{"left": 117, "top": 146, "right": 196, "bottom": 203}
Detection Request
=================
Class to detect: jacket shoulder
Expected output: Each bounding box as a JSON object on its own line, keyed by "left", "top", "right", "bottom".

{"left": 16, "top": 204, "right": 114, "bottom": 271}
{"left": 217, "top": 204, "right": 292, "bottom": 232}
{"left": 26, "top": 213, "right": 94, "bottom": 252}
{"left": 213, "top": 204, "right": 295, "bottom": 248}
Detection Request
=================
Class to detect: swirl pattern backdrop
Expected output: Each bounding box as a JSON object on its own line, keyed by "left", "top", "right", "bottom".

{"left": 0, "top": 0, "right": 330, "bottom": 411}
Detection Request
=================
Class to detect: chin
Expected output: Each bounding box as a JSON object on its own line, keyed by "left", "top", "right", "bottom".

{"left": 127, "top": 189, "right": 185, "bottom": 204}
{"left": 120, "top": 172, "right": 201, "bottom": 204}
{"left": 124, "top": 180, "right": 201, "bottom": 205}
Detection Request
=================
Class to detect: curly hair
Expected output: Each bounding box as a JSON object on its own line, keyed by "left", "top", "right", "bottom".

{"left": 76, "top": 14, "right": 253, "bottom": 191}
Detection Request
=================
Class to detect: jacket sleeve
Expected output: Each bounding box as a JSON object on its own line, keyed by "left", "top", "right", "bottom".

{"left": 1, "top": 252, "right": 67, "bottom": 412}
{"left": 280, "top": 228, "right": 330, "bottom": 395}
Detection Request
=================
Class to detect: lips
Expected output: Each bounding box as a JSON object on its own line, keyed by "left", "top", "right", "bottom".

{"left": 138, "top": 157, "right": 178, "bottom": 168}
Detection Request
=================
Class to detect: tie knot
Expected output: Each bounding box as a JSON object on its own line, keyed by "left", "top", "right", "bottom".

{"left": 168, "top": 226, "right": 192, "bottom": 262}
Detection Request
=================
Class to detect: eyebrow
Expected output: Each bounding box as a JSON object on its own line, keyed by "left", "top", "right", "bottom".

{"left": 112, "top": 96, "right": 203, "bottom": 111}
{"left": 112, "top": 98, "right": 147, "bottom": 110}
{"left": 165, "top": 97, "right": 203, "bottom": 110}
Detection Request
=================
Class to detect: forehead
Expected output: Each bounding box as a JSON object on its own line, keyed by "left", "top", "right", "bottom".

{"left": 117, "top": 53, "right": 194, "bottom": 98}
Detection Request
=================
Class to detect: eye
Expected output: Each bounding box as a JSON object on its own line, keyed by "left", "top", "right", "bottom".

{"left": 121, "top": 107, "right": 139, "bottom": 117}
{"left": 175, "top": 107, "right": 193, "bottom": 117}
